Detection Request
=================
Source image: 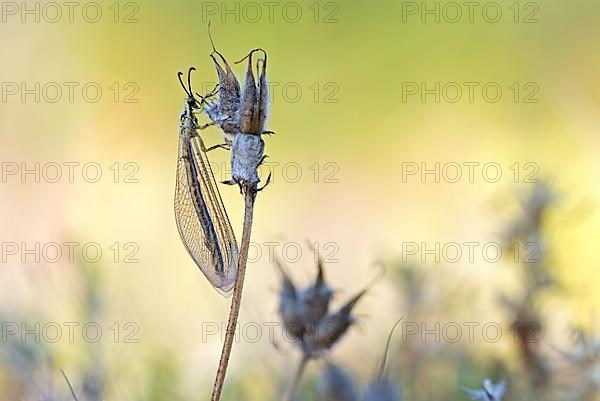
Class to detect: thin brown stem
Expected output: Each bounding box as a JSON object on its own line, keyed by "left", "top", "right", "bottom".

{"left": 282, "top": 354, "right": 309, "bottom": 401}
{"left": 211, "top": 188, "right": 256, "bottom": 401}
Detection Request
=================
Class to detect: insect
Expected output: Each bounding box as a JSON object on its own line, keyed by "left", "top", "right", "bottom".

{"left": 174, "top": 67, "right": 238, "bottom": 295}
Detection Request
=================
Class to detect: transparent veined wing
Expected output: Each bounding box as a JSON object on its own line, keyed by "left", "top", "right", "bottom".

{"left": 175, "top": 131, "right": 238, "bottom": 295}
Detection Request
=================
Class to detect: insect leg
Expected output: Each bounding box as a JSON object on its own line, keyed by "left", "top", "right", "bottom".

{"left": 206, "top": 143, "right": 231, "bottom": 152}
{"left": 257, "top": 154, "right": 269, "bottom": 167}
{"left": 198, "top": 121, "right": 217, "bottom": 130}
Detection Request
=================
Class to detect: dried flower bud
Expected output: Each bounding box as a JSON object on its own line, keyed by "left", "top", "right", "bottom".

{"left": 317, "top": 363, "right": 359, "bottom": 401}
{"left": 461, "top": 379, "right": 507, "bottom": 401}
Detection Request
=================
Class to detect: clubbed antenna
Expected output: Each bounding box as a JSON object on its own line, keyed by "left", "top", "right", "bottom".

{"left": 177, "top": 67, "right": 197, "bottom": 99}
{"left": 177, "top": 71, "right": 190, "bottom": 97}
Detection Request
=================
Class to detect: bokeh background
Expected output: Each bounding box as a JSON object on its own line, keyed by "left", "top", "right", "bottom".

{"left": 1, "top": 0, "right": 600, "bottom": 400}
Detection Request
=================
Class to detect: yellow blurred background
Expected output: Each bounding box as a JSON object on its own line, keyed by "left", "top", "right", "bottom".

{"left": 1, "top": 0, "right": 599, "bottom": 399}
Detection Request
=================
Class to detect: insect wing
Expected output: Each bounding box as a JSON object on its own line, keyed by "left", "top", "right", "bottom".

{"left": 175, "top": 133, "right": 238, "bottom": 295}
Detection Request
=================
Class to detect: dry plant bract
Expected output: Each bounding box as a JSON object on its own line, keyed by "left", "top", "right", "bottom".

{"left": 277, "top": 250, "right": 384, "bottom": 401}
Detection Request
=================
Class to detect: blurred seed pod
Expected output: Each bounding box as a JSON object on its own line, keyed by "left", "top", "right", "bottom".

{"left": 461, "top": 379, "right": 507, "bottom": 401}
{"left": 317, "top": 363, "right": 359, "bottom": 401}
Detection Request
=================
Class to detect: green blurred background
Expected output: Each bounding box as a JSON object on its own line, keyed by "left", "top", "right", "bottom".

{"left": 1, "top": 0, "right": 599, "bottom": 399}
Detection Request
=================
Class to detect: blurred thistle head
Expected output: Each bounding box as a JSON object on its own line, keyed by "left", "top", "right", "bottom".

{"left": 275, "top": 249, "right": 385, "bottom": 357}
{"left": 275, "top": 244, "right": 334, "bottom": 343}
{"left": 461, "top": 379, "right": 507, "bottom": 401}
{"left": 236, "top": 48, "right": 269, "bottom": 135}
{"left": 316, "top": 362, "right": 359, "bottom": 401}
{"left": 204, "top": 22, "right": 241, "bottom": 141}
{"left": 363, "top": 319, "right": 403, "bottom": 401}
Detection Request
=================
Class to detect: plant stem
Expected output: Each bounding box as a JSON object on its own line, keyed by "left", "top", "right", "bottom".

{"left": 282, "top": 354, "right": 309, "bottom": 401}
{"left": 211, "top": 188, "right": 256, "bottom": 401}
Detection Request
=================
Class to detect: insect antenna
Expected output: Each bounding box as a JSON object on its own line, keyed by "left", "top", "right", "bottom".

{"left": 177, "top": 71, "right": 191, "bottom": 97}
{"left": 187, "top": 66, "right": 196, "bottom": 95}
{"left": 177, "top": 67, "right": 197, "bottom": 98}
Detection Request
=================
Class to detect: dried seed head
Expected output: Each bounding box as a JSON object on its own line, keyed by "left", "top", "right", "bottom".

{"left": 316, "top": 363, "right": 359, "bottom": 401}
{"left": 236, "top": 49, "right": 269, "bottom": 135}
{"left": 461, "top": 379, "right": 507, "bottom": 401}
